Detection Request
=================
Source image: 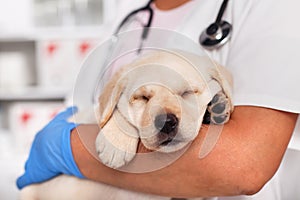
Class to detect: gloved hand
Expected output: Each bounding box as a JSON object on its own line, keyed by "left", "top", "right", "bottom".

{"left": 16, "top": 106, "right": 85, "bottom": 190}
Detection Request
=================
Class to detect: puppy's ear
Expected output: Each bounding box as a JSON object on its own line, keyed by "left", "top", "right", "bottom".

{"left": 96, "top": 67, "right": 139, "bottom": 169}
{"left": 98, "top": 70, "right": 127, "bottom": 128}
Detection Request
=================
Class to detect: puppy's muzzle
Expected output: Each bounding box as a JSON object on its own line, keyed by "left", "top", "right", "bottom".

{"left": 154, "top": 113, "right": 178, "bottom": 145}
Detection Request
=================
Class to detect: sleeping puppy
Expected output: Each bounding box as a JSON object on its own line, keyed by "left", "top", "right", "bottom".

{"left": 96, "top": 50, "right": 233, "bottom": 169}
{"left": 20, "top": 50, "right": 233, "bottom": 200}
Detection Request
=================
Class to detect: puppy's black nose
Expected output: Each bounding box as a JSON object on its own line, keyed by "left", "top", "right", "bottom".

{"left": 154, "top": 113, "right": 178, "bottom": 134}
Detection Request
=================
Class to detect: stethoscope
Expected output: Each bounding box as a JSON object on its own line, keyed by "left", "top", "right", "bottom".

{"left": 114, "top": 0, "right": 232, "bottom": 51}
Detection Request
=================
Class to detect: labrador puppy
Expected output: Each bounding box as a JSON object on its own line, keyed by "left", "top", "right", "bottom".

{"left": 96, "top": 50, "right": 233, "bottom": 169}
{"left": 20, "top": 50, "right": 233, "bottom": 200}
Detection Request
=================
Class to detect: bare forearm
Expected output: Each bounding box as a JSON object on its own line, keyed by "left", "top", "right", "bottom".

{"left": 71, "top": 106, "right": 298, "bottom": 198}
{"left": 71, "top": 124, "right": 253, "bottom": 197}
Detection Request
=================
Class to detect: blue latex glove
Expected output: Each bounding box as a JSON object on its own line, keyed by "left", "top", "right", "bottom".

{"left": 16, "top": 106, "right": 85, "bottom": 190}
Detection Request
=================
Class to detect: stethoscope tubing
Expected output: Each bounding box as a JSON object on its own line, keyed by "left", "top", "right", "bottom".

{"left": 114, "top": 0, "right": 231, "bottom": 50}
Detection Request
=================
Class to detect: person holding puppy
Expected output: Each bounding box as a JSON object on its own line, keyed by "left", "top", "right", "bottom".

{"left": 17, "top": 0, "right": 300, "bottom": 199}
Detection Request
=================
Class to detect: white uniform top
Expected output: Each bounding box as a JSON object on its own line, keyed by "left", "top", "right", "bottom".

{"left": 176, "top": 0, "right": 300, "bottom": 151}
{"left": 116, "top": 0, "right": 300, "bottom": 148}
{"left": 113, "top": 0, "right": 300, "bottom": 199}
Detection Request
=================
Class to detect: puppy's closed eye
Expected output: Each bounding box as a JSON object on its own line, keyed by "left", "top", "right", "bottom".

{"left": 130, "top": 87, "right": 154, "bottom": 104}
{"left": 181, "top": 88, "right": 201, "bottom": 99}
{"left": 132, "top": 95, "right": 150, "bottom": 102}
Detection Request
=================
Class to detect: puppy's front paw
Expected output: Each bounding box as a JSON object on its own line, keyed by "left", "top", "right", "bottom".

{"left": 203, "top": 91, "right": 232, "bottom": 125}
{"left": 96, "top": 132, "right": 137, "bottom": 169}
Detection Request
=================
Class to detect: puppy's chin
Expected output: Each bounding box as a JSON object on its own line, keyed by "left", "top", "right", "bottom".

{"left": 141, "top": 137, "right": 191, "bottom": 153}
{"left": 158, "top": 140, "right": 191, "bottom": 153}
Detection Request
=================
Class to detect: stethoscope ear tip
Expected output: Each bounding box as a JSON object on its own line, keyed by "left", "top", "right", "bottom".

{"left": 199, "top": 20, "right": 232, "bottom": 50}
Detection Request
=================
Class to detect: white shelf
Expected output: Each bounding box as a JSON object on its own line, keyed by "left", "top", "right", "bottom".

{"left": 34, "top": 26, "right": 108, "bottom": 40}
{"left": 0, "top": 31, "right": 35, "bottom": 42}
{"left": 0, "top": 128, "right": 10, "bottom": 135}
{"left": 0, "top": 26, "right": 109, "bottom": 42}
{"left": 0, "top": 86, "right": 69, "bottom": 101}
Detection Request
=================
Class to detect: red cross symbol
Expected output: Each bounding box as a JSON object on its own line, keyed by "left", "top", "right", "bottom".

{"left": 47, "top": 43, "right": 58, "bottom": 56}
{"left": 20, "top": 111, "right": 32, "bottom": 125}
{"left": 79, "top": 42, "right": 91, "bottom": 55}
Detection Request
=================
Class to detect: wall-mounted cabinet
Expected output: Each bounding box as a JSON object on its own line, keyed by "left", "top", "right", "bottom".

{"left": 0, "top": 1, "right": 119, "bottom": 199}
{"left": 0, "top": 0, "right": 118, "bottom": 154}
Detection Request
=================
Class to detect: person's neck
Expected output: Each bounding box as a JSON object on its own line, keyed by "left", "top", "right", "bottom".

{"left": 154, "top": 0, "right": 191, "bottom": 11}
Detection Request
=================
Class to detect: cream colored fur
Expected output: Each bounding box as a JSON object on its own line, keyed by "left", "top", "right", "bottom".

{"left": 95, "top": 50, "right": 233, "bottom": 168}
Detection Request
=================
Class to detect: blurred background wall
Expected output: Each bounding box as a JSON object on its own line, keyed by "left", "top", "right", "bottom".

{"left": 0, "top": 0, "right": 118, "bottom": 199}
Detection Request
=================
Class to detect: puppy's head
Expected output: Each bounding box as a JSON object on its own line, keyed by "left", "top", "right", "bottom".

{"left": 98, "top": 50, "right": 232, "bottom": 154}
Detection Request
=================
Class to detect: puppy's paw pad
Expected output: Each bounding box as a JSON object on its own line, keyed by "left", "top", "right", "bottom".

{"left": 204, "top": 92, "right": 231, "bottom": 125}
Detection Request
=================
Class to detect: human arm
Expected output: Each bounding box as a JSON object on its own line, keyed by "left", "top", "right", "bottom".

{"left": 16, "top": 107, "right": 84, "bottom": 189}
{"left": 71, "top": 106, "right": 298, "bottom": 198}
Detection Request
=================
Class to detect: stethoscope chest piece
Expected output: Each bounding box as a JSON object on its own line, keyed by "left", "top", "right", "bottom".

{"left": 199, "top": 21, "right": 232, "bottom": 50}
